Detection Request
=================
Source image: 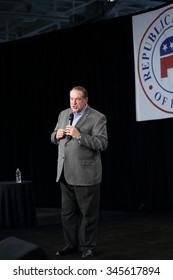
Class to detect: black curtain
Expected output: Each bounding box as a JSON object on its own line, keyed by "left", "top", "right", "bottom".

{"left": 1, "top": 12, "right": 173, "bottom": 212}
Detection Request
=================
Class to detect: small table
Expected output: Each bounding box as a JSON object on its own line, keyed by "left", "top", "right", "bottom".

{"left": 0, "top": 181, "right": 37, "bottom": 229}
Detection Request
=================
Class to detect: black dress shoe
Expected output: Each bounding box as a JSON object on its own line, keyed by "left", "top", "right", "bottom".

{"left": 81, "top": 249, "right": 94, "bottom": 259}
{"left": 56, "top": 246, "right": 78, "bottom": 256}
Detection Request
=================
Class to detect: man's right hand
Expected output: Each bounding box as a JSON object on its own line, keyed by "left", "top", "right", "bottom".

{"left": 56, "top": 129, "right": 66, "bottom": 140}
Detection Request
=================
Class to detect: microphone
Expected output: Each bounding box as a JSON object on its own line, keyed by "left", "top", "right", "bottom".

{"left": 68, "top": 112, "right": 74, "bottom": 125}
{"left": 67, "top": 112, "right": 74, "bottom": 140}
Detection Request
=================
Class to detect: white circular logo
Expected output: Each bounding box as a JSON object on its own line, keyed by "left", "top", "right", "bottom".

{"left": 138, "top": 6, "right": 173, "bottom": 113}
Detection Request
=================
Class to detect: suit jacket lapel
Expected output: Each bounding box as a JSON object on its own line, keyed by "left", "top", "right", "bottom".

{"left": 75, "top": 107, "right": 90, "bottom": 128}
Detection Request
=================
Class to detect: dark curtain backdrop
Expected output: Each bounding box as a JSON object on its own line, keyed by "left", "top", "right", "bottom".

{"left": 1, "top": 12, "right": 173, "bottom": 213}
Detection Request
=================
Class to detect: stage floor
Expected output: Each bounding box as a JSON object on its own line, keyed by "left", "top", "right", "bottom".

{"left": 0, "top": 208, "right": 173, "bottom": 260}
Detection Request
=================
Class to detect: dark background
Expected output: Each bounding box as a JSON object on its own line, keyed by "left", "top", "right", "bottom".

{"left": 1, "top": 11, "right": 173, "bottom": 213}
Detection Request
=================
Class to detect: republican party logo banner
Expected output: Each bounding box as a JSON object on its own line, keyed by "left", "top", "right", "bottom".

{"left": 132, "top": 3, "right": 173, "bottom": 121}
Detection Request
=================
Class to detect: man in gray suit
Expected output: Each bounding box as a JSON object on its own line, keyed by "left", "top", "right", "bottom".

{"left": 51, "top": 86, "right": 108, "bottom": 258}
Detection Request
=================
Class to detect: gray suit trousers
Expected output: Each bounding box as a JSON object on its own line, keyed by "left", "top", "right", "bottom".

{"left": 60, "top": 180, "right": 100, "bottom": 251}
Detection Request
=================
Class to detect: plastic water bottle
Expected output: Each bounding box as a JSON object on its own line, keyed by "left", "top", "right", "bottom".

{"left": 16, "top": 168, "right": 21, "bottom": 183}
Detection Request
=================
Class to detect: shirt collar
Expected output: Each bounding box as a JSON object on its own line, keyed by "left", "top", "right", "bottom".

{"left": 74, "top": 104, "right": 88, "bottom": 116}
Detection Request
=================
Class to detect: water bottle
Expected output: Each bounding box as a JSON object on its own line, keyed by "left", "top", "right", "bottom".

{"left": 16, "top": 168, "right": 21, "bottom": 183}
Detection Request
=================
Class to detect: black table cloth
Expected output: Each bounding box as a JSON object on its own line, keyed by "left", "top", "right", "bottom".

{"left": 0, "top": 181, "right": 37, "bottom": 229}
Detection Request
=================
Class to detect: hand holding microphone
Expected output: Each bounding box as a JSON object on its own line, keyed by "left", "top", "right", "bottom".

{"left": 55, "top": 113, "right": 74, "bottom": 141}
{"left": 65, "top": 112, "right": 81, "bottom": 140}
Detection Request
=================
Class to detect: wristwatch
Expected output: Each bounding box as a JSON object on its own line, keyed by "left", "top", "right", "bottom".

{"left": 77, "top": 134, "right": 81, "bottom": 141}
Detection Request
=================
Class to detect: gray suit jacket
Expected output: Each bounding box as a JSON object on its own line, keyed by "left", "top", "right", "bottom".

{"left": 51, "top": 105, "right": 108, "bottom": 186}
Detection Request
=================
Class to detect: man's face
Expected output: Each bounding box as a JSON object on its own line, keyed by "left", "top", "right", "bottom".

{"left": 70, "top": 89, "right": 88, "bottom": 113}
